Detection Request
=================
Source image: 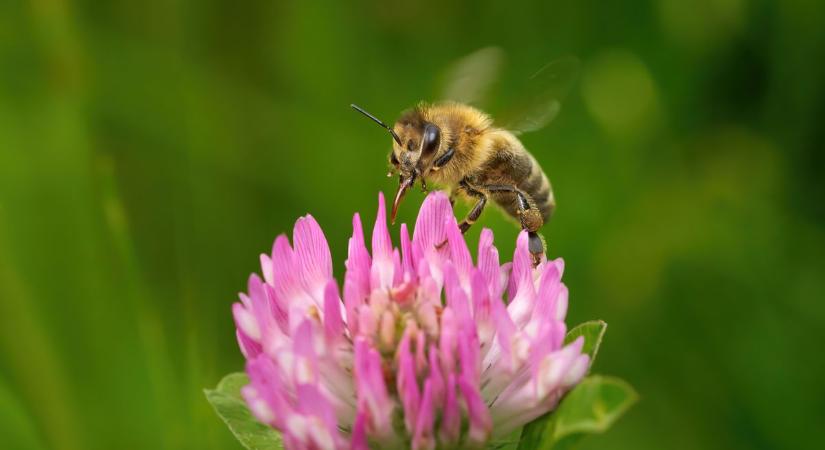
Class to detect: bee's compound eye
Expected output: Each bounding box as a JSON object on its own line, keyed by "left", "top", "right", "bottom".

{"left": 390, "top": 152, "right": 399, "bottom": 166}
{"left": 422, "top": 123, "right": 440, "bottom": 157}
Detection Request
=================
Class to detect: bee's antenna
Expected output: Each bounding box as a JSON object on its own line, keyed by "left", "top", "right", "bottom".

{"left": 351, "top": 104, "right": 402, "bottom": 145}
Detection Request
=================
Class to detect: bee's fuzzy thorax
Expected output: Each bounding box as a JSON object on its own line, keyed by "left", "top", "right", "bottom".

{"left": 412, "top": 102, "right": 496, "bottom": 185}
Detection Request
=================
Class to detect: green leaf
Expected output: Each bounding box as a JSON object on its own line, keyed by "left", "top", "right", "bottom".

{"left": 487, "top": 427, "right": 523, "bottom": 449}
{"left": 517, "top": 376, "right": 637, "bottom": 450}
{"left": 205, "top": 372, "right": 283, "bottom": 450}
{"left": 552, "top": 376, "right": 638, "bottom": 441}
{"left": 564, "top": 320, "right": 607, "bottom": 368}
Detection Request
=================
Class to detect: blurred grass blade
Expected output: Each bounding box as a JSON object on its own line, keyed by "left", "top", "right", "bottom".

{"left": 204, "top": 373, "right": 283, "bottom": 450}
{"left": 564, "top": 320, "right": 607, "bottom": 367}
{"left": 518, "top": 375, "right": 637, "bottom": 450}
{"left": 0, "top": 377, "right": 49, "bottom": 450}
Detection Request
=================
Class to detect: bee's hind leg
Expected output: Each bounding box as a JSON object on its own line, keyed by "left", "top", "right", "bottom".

{"left": 484, "top": 184, "right": 546, "bottom": 266}
{"left": 527, "top": 232, "right": 545, "bottom": 266}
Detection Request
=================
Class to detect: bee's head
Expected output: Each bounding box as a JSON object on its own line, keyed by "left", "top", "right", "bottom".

{"left": 390, "top": 109, "right": 442, "bottom": 177}
{"left": 351, "top": 104, "right": 442, "bottom": 223}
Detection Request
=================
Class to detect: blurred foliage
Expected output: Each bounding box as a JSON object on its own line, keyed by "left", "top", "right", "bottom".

{"left": 1, "top": 0, "right": 823, "bottom": 449}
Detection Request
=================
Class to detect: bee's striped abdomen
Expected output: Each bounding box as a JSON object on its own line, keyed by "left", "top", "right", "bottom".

{"left": 519, "top": 154, "right": 555, "bottom": 221}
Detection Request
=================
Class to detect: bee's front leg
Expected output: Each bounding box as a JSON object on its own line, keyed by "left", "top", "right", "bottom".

{"left": 457, "top": 182, "right": 488, "bottom": 234}
{"left": 433, "top": 147, "right": 455, "bottom": 169}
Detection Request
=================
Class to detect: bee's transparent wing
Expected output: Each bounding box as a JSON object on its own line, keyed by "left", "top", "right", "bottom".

{"left": 499, "top": 56, "right": 581, "bottom": 135}
{"left": 439, "top": 46, "right": 504, "bottom": 107}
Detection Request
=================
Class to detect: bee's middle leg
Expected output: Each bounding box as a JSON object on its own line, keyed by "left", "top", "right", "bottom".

{"left": 436, "top": 182, "right": 488, "bottom": 250}
{"left": 459, "top": 195, "right": 488, "bottom": 234}
{"left": 455, "top": 181, "right": 488, "bottom": 234}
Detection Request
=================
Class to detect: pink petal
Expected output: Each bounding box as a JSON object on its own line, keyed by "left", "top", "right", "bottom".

{"left": 535, "top": 337, "right": 585, "bottom": 398}
{"left": 415, "top": 329, "right": 427, "bottom": 376}
{"left": 552, "top": 257, "right": 565, "bottom": 277}
{"left": 504, "top": 234, "right": 532, "bottom": 324}
{"left": 351, "top": 410, "right": 369, "bottom": 450}
{"left": 392, "top": 248, "right": 404, "bottom": 286}
{"left": 344, "top": 213, "right": 371, "bottom": 337}
{"left": 371, "top": 192, "right": 393, "bottom": 261}
{"left": 397, "top": 332, "right": 420, "bottom": 433}
{"left": 247, "top": 274, "right": 268, "bottom": 319}
{"left": 293, "top": 215, "right": 333, "bottom": 302}
{"left": 458, "top": 375, "right": 492, "bottom": 444}
{"left": 378, "top": 309, "right": 396, "bottom": 349}
{"left": 509, "top": 231, "right": 534, "bottom": 298}
{"left": 439, "top": 308, "right": 458, "bottom": 374}
{"left": 412, "top": 192, "right": 452, "bottom": 255}
{"left": 470, "top": 270, "right": 495, "bottom": 350}
{"left": 323, "top": 280, "right": 344, "bottom": 344}
{"left": 491, "top": 293, "right": 516, "bottom": 349}
{"left": 530, "top": 263, "right": 563, "bottom": 326}
{"left": 260, "top": 253, "right": 274, "bottom": 285}
{"left": 500, "top": 262, "right": 513, "bottom": 302}
{"left": 458, "top": 328, "right": 480, "bottom": 385}
{"left": 246, "top": 274, "right": 287, "bottom": 349}
{"left": 354, "top": 338, "right": 393, "bottom": 435}
{"left": 295, "top": 384, "right": 337, "bottom": 431}
{"left": 412, "top": 379, "right": 435, "bottom": 450}
{"left": 263, "top": 284, "right": 288, "bottom": 334}
{"left": 233, "top": 300, "right": 261, "bottom": 342}
{"left": 426, "top": 345, "right": 445, "bottom": 408}
{"left": 236, "top": 329, "right": 261, "bottom": 358}
{"left": 245, "top": 355, "right": 291, "bottom": 428}
{"left": 439, "top": 374, "right": 460, "bottom": 444}
{"left": 527, "top": 321, "right": 565, "bottom": 374}
{"left": 415, "top": 300, "right": 439, "bottom": 336}
{"left": 563, "top": 353, "right": 591, "bottom": 387}
{"left": 399, "top": 223, "right": 414, "bottom": 277}
{"left": 292, "top": 321, "right": 318, "bottom": 385}
{"left": 477, "top": 228, "right": 501, "bottom": 298}
{"left": 444, "top": 264, "right": 472, "bottom": 328}
{"left": 371, "top": 193, "right": 395, "bottom": 289}
{"left": 343, "top": 278, "right": 362, "bottom": 337}
{"left": 555, "top": 284, "right": 569, "bottom": 321}
{"left": 357, "top": 305, "right": 377, "bottom": 339}
{"left": 346, "top": 213, "right": 371, "bottom": 298}
{"left": 271, "top": 234, "right": 307, "bottom": 308}
{"left": 445, "top": 215, "right": 473, "bottom": 281}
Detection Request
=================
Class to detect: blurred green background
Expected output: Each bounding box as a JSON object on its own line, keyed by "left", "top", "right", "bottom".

{"left": 1, "top": 0, "right": 823, "bottom": 449}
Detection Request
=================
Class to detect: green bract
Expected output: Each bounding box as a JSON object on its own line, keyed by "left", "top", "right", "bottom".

{"left": 205, "top": 373, "right": 283, "bottom": 450}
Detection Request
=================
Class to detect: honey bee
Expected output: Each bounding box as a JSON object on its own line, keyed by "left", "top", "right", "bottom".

{"left": 352, "top": 49, "right": 578, "bottom": 265}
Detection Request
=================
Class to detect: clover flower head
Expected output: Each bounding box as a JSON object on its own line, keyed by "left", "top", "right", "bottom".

{"left": 233, "top": 191, "right": 589, "bottom": 449}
